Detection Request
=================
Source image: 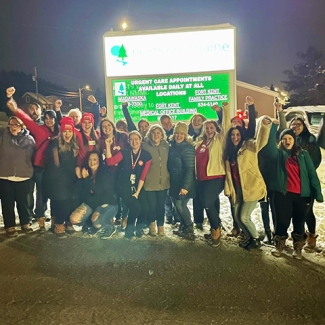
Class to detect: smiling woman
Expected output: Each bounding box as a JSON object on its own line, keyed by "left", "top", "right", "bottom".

{"left": 42, "top": 116, "right": 80, "bottom": 238}
{"left": 0, "top": 116, "right": 35, "bottom": 237}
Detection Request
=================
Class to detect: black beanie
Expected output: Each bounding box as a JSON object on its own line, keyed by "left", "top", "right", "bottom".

{"left": 279, "top": 128, "right": 296, "bottom": 142}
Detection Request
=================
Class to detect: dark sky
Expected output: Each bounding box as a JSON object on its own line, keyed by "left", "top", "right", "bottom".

{"left": 1, "top": 0, "right": 325, "bottom": 92}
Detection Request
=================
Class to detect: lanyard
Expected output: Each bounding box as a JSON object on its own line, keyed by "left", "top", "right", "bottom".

{"left": 131, "top": 149, "right": 142, "bottom": 170}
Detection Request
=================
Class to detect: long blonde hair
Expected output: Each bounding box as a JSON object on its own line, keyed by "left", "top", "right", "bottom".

{"left": 58, "top": 133, "right": 79, "bottom": 157}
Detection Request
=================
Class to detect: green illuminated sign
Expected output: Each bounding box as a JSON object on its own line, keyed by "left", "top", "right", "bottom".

{"left": 112, "top": 73, "right": 229, "bottom": 122}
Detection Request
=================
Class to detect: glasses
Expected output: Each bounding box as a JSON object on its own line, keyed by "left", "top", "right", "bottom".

{"left": 8, "top": 123, "right": 21, "bottom": 127}
{"left": 291, "top": 123, "right": 303, "bottom": 127}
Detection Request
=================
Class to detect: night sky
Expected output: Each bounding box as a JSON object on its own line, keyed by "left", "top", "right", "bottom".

{"left": 1, "top": 0, "right": 325, "bottom": 92}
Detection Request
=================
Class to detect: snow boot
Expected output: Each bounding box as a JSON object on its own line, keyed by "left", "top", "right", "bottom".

{"left": 149, "top": 221, "right": 157, "bottom": 236}
{"left": 21, "top": 224, "right": 33, "bottom": 234}
{"left": 305, "top": 232, "right": 317, "bottom": 250}
{"left": 55, "top": 224, "right": 67, "bottom": 239}
{"left": 121, "top": 217, "right": 128, "bottom": 230}
{"left": 271, "top": 235, "right": 287, "bottom": 257}
{"left": 210, "top": 227, "right": 221, "bottom": 247}
{"left": 157, "top": 225, "right": 165, "bottom": 236}
{"left": 179, "top": 224, "right": 195, "bottom": 240}
{"left": 292, "top": 232, "right": 306, "bottom": 260}
{"left": 65, "top": 222, "right": 76, "bottom": 235}
{"left": 6, "top": 227, "right": 18, "bottom": 238}
{"left": 37, "top": 217, "right": 46, "bottom": 232}
{"left": 227, "top": 227, "right": 241, "bottom": 237}
{"left": 173, "top": 223, "right": 184, "bottom": 236}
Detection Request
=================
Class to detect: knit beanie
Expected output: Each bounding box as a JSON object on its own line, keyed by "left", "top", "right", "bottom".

{"left": 173, "top": 121, "right": 188, "bottom": 135}
{"left": 279, "top": 128, "right": 296, "bottom": 142}
{"left": 60, "top": 116, "right": 75, "bottom": 132}
{"left": 81, "top": 112, "right": 94, "bottom": 125}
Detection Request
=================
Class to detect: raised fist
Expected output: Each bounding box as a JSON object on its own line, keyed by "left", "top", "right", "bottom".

{"left": 54, "top": 99, "right": 62, "bottom": 110}
{"left": 246, "top": 96, "right": 254, "bottom": 105}
{"left": 87, "top": 95, "right": 97, "bottom": 104}
{"left": 211, "top": 104, "right": 221, "bottom": 112}
{"left": 6, "top": 87, "right": 16, "bottom": 98}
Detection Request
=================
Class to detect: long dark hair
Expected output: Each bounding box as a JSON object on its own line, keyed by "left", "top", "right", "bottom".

{"left": 43, "top": 110, "right": 60, "bottom": 134}
{"left": 100, "top": 118, "right": 126, "bottom": 142}
{"left": 289, "top": 117, "right": 310, "bottom": 139}
{"left": 223, "top": 126, "right": 246, "bottom": 162}
{"left": 82, "top": 150, "right": 103, "bottom": 178}
{"left": 80, "top": 124, "right": 99, "bottom": 151}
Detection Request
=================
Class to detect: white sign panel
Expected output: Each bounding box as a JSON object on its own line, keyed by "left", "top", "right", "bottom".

{"left": 104, "top": 29, "right": 235, "bottom": 77}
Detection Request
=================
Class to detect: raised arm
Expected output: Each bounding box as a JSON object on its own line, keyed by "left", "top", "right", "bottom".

{"left": 317, "top": 116, "right": 325, "bottom": 149}
{"left": 122, "top": 102, "right": 137, "bottom": 132}
{"left": 245, "top": 96, "right": 256, "bottom": 139}
{"left": 54, "top": 99, "right": 63, "bottom": 125}
{"left": 87, "top": 95, "right": 100, "bottom": 129}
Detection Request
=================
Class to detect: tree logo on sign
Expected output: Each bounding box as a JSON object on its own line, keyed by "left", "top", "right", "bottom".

{"left": 111, "top": 44, "right": 128, "bottom": 66}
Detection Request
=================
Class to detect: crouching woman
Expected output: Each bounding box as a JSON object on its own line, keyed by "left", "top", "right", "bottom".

{"left": 223, "top": 117, "right": 271, "bottom": 250}
{"left": 70, "top": 151, "right": 118, "bottom": 239}
{"left": 266, "top": 127, "right": 323, "bottom": 259}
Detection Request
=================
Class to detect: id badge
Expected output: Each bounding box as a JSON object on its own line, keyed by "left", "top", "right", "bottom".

{"left": 130, "top": 174, "right": 136, "bottom": 185}
{"left": 88, "top": 140, "right": 96, "bottom": 146}
{"left": 200, "top": 145, "right": 206, "bottom": 153}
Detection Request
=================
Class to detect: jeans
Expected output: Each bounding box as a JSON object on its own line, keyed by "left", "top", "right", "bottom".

{"left": 193, "top": 191, "right": 204, "bottom": 224}
{"left": 0, "top": 179, "right": 32, "bottom": 229}
{"left": 115, "top": 197, "right": 129, "bottom": 220}
{"left": 233, "top": 200, "right": 259, "bottom": 239}
{"left": 70, "top": 203, "right": 118, "bottom": 230}
{"left": 273, "top": 191, "right": 310, "bottom": 237}
{"left": 171, "top": 198, "right": 192, "bottom": 227}
{"left": 146, "top": 190, "right": 168, "bottom": 226}
{"left": 197, "top": 178, "right": 225, "bottom": 230}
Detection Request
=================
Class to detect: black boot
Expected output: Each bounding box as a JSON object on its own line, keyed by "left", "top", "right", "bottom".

{"left": 179, "top": 224, "right": 195, "bottom": 240}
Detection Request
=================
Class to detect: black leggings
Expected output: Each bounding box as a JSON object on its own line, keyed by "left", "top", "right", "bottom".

{"left": 273, "top": 191, "right": 310, "bottom": 237}
{"left": 119, "top": 189, "right": 149, "bottom": 229}
{"left": 305, "top": 200, "right": 316, "bottom": 234}
{"left": 51, "top": 198, "right": 79, "bottom": 224}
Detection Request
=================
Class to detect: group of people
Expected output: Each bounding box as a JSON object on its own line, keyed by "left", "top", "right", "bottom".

{"left": 1, "top": 86, "right": 324, "bottom": 261}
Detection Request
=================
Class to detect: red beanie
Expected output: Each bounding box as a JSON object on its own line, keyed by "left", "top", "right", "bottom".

{"left": 81, "top": 112, "right": 94, "bottom": 125}
{"left": 60, "top": 116, "right": 75, "bottom": 132}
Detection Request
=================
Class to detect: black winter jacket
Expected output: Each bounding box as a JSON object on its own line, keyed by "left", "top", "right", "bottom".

{"left": 167, "top": 140, "right": 195, "bottom": 199}
{"left": 42, "top": 139, "right": 78, "bottom": 201}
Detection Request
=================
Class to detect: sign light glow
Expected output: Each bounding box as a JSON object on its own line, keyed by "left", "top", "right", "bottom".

{"left": 104, "top": 29, "right": 235, "bottom": 77}
{"left": 112, "top": 73, "right": 229, "bottom": 122}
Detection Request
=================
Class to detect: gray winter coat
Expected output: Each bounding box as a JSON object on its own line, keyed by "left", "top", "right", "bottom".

{"left": 0, "top": 127, "right": 35, "bottom": 179}
{"left": 142, "top": 138, "right": 170, "bottom": 191}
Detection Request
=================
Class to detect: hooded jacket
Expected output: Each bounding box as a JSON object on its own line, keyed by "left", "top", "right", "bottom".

{"left": 0, "top": 127, "right": 35, "bottom": 179}
{"left": 142, "top": 138, "right": 170, "bottom": 191}
{"left": 263, "top": 123, "right": 323, "bottom": 202}
{"left": 224, "top": 122, "right": 270, "bottom": 205}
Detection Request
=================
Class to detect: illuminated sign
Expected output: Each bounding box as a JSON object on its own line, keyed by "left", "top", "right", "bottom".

{"left": 113, "top": 73, "right": 229, "bottom": 122}
{"left": 104, "top": 28, "right": 235, "bottom": 77}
